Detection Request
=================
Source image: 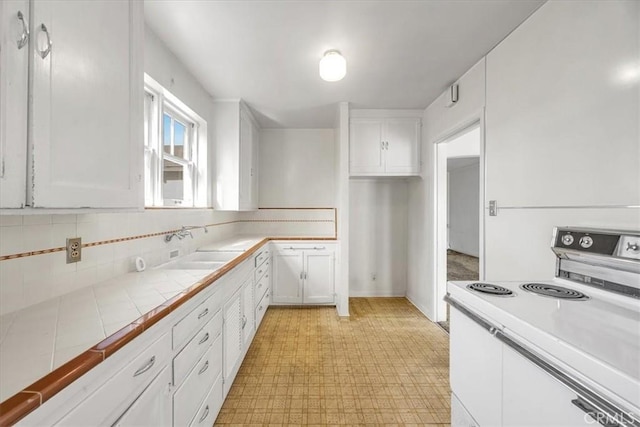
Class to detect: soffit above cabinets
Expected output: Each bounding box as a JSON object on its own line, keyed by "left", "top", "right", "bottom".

{"left": 144, "top": 0, "right": 544, "bottom": 128}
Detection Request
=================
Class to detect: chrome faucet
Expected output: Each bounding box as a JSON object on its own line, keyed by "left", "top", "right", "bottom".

{"left": 164, "top": 225, "right": 207, "bottom": 243}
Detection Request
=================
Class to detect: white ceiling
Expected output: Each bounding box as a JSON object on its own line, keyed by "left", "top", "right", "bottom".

{"left": 145, "top": 0, "right": 544, "bottom": 128}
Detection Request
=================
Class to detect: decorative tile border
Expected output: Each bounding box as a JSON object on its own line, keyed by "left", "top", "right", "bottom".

{"left": 0, "top": 209, "right": 337, "bottom": 262}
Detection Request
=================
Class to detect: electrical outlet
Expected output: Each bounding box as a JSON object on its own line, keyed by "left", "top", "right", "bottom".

{"left": 66, "top": 237, "right": 82, "bottom": 263}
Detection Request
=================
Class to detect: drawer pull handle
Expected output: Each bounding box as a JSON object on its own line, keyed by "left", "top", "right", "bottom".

{"left": 242, "top": 315, "right": 247, "bottom": 329}
{"left": 258, "top": 283, "right": 262, "bottom": 289}
{"left": 16, "top": 11, "right": 29, "bottom": 49}
{"left": 37, "top": 23, "right": 52, "bottom": 59}
{"left": 258, "top": 269, "right": 263, "bottom": 274}
{"left": 198, "top": 332, "right": 210, "bottom": 345}
{"left": 133, "top": 356, "right": 155, "bottom": 377}
{"left": 259, "top": 305, "right": 263, "bottom": 311}
{"left": 198, "top": 405, "right": 210, "bottom": 423}
{"left": 198, "top": 360, "right": 209, "bottom": 375}
{"left": 198, "top": 308, "right": 209, "bottom": 319}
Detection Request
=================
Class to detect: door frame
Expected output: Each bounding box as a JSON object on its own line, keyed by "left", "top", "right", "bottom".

{"left": 431, "top": 109, "right": 486, "bottom": 322}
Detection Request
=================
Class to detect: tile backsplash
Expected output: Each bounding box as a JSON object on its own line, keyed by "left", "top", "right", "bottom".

{"left": 0, "top": 208, "right": 336, "bottom": 316}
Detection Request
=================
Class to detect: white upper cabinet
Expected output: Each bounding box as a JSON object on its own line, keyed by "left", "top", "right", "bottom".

{"left": 349, "top": 117, "right": 421, "bottom": 176}
{"left": 213, "top": 100, "right": 259, "bottom": 211}
{"left": 0, "top": 0, "right": 29, "bottom": 208}
{"left": 0, "top": 0, "right": 144, "bottom": 210}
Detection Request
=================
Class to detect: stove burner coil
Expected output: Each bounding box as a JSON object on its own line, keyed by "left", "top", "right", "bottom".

{"left": 467, "top": 283, "right": 514, "bottom": 296}
{"left": 520, "top": 283, "right": 589, "bottom": 300}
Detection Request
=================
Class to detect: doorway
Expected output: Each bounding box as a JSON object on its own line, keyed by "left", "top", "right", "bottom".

{"left": 434, "top": 123, "right": 483, "bottom": 330}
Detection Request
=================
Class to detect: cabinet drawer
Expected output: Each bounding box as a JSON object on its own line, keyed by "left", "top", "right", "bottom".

{"left": 254, "top": 270, "right": 270, "bottom": 304}
{"left": 173, "top": 334, "right": 223, "bottom": 427}
{"left": 254, "top": 258, "right": 270, "bottom": 282}
{"left": 189, "top": 374, "right": 224, "bottom": 427}
{"left": 173, "top": 294, "right": 219, "bottom": 349}
{"left": 173, "top": 309, "right": 222, "bottom": 387}
{"left": 255, "top": 288, "right": 270, "bottom": 328}
{"left": 254, "top": 248, "right": 269, "bottom": 268}
{"left": 55, "top": 333, "right": 171, "bottom": 425}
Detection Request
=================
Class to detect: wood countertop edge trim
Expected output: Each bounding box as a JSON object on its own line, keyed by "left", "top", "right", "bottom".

{"left": 0, "top": 236, "right": 336, "bottom": 425}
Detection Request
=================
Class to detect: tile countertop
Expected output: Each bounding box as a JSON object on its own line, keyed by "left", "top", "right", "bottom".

{"left": 0, "top": 235, "right": 336, "bottom": 424}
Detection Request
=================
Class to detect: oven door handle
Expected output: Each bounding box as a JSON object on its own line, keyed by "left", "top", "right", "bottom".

{"left": 572, "top": 397, "right": 624, "bottom": 427}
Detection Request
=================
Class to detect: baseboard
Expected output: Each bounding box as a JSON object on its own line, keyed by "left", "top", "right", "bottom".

{"left": 405, "top": 294, "right": 436, "bottom": 322}
{"left": 349, "top": 290, "right": 406, "bottom": 297}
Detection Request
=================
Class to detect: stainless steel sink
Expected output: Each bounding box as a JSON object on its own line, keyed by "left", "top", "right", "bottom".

{"left": 159, "top": 250, "right": 241, "bottom": 271}
{"left": 162, "top": 260, "right": 227, "bottom": 271}
{"left": 187, "top": 251, "right": 241, "bottom": 263}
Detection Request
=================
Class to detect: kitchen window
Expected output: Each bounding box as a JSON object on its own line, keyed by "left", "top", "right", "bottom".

{"left": 144, "top": 74, "right": 207, "bottom": 207}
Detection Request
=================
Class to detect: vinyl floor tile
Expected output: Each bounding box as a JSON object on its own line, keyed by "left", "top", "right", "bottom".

{"left": 215, "top": 298, "right": 451, "bottom": 426}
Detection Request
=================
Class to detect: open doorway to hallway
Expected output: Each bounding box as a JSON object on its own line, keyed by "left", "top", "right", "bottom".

{"left": 436, "top": 124, "right": 481, "bottom": 332}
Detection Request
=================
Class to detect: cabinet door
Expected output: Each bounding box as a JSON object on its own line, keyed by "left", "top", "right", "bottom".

{"left": 272, "top": 251, "right": 303, "bottom": 304}
{"left": 502, "top": 346, "right": 595, "bottom": 427}
{"left": 238, "top": 111, "right": 253, "bottom": 210}
{"left": 303, "top": 250, "right": 335, "bottom": 304}
{"left": 29, "top": 0, "right": 143, "bottom": 208}
{"left": 250, "top": 121, "right": 259, "bottom": 208}
{"left": 349, "top": 119, "right": 384, "bottom": 175}
{"left": 384, "top": 118, "right": 420, "bottom": 174}
{"left": 450, "top": 308, "right": 502, "bottom": 427}
{"left": 223, "top": 288, "right": 242, "bottom": 393}
{"left": 112, "top": 366, "right": 172, "bottom": 427}
{"left": 241, "top": 276, "right": 254, "bottom": 348}
{"left": 0, "top": 0, "right": 29, "bottom": 208}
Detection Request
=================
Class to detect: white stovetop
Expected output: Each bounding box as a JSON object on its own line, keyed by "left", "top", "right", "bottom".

{"left": 448, "top": 279, "right": 640, "bottom": 413}
{"left": 0, "top": 236, "right": 267, "bottom": 403}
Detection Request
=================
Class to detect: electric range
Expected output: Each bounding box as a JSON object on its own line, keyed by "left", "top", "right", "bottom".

{"left": 446, "top": 227, "right": 640, "bottom": 427}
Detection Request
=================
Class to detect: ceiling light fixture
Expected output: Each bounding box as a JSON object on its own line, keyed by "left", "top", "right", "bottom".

{"left": 319, "top": 50, "right": 346, "bottom": 82}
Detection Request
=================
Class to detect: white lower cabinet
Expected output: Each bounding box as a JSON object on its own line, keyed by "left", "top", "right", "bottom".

{"left": 189, "top": 373, "right": 223, "bottom": 427}
{"left": 223, "top": 287, "right": 243, "bottom": 395}
{"left": 19, "top": 242, "right": 310, "bottom": 426}
{"left": 502, "top": 346, "right": 593, "bottom": 427}
{"left": 54, "top": 333, "right": 172, "bottom": 426}
{"left": 450, "top": 308, "right": 502, "bottom": 427}
{"left": 241, "top": 276, "right": 255, "bottom": 348}
{"left": 272, "top": 243, "right": 335, "bottom": 305}
{"left": 450, "top": 305, "right": 619, "bottom": 427}
{"left": 173, "top": 335, "right": 222, "bottom": 427}
{"left": 112, "top": 366, "right": 172, "bottom": 427}
{"left": 255, "top": 288, "right": 270, "bottom": 329}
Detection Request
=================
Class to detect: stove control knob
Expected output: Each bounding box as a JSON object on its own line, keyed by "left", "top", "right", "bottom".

{"left": 561, "top": 234, "right": 574, "bottom": 245}
{"left": 579, "top": 236, "right": 593, "bottom": 249}
{"left": 627, "top": 242, "right": 639, "bottom": 252}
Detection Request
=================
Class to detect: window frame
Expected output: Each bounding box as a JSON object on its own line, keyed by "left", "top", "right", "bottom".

{"left": 143, "top": 74, "right": 207, "bottom": 207}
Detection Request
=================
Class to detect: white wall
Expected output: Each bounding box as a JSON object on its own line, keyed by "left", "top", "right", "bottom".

{"left": 484, "top": 0, "right": 640, "bottom": 280}
{"left": 258, "top": 129, "right": 335, "bottom": 208}
{"left": 448, "top": 160, "right": 480, "bottom": 257}
{"left": 407, "top": 58, "right": 486, "bottom": 320}
{"left": 408, "top": 0, "right": 640, "bottom": 321}
{"left": 349, "top": 179, "right": 408, "bottom": 297}
{"left": 145, "top": 27, "right": 214, "bottom": 206}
